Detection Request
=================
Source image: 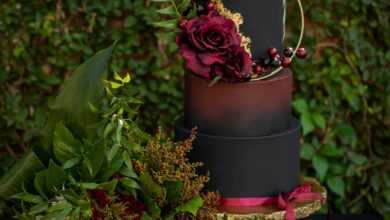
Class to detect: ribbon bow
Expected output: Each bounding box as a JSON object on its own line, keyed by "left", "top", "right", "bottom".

{"left": 220, "top": 184, "right": 323, "bottom": 220}
{"left": 275, "top": 184, "right": 322, "bottom": 220}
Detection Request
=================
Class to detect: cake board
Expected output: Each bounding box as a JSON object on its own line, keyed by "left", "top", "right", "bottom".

{"left": 214, "top": 177, "right": 327, "bottom": 220}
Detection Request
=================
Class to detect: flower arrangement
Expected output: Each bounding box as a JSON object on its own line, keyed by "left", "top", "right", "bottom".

{"left": 0, "top": 45, "right": 219, "bottom": 220}
{"left": 153, "top": 0, "right": 307, "bottom": 83}
{"left": 177, "top": 11, "right": 252, "bottom": 81}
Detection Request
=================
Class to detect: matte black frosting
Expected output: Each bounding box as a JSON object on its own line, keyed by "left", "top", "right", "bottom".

{"left": 223, "top": 0, "right": 284, "bottom": 59}
{"left": 175, "top": 117, "right": 300, "bottom": 197}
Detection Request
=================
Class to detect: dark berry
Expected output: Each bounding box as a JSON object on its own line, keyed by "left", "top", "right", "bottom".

{"left": 282, "top": 57, "right": 292, "bottom": 68}
{"left": 197, "top": 5, "right": 206, "bottom": 14}
{"left": 253, "top": 64, "right": 263, "bottom": 74}
{"left": 243, "top": 74, "right": 252, "bottom": 82}
{"left": 296, "top": 47, "right": 308, "bottom": 59}
{"left": 207, "top": 2, "right": 215, "bottom": 11}
{"left": 283, "top": 47, "right": 294, "bottom": 57}
{"left": 179, "top": 19, "right": 188, "bottom": 29}
{"left": 271, "top": 57, "right": 282, "bottom": 67}
{"left": 262, "top": 58, "right": 271, "bottom": 67}
{"left": 267, "top": 47, "right": 278, "bottom": 58}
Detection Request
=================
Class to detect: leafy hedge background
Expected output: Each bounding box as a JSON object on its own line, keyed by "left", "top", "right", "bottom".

{"left": 0, "top": 0, "right": 389, "bottom": 218}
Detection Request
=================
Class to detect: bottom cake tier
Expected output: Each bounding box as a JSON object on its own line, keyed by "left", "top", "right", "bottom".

{"left": 175, "top": 117, "right": 301, "bottom": 198}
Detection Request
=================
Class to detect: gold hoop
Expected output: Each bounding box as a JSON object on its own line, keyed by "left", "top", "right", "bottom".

{"left": 251, "top": 0, "right": 305, "bottom": 81}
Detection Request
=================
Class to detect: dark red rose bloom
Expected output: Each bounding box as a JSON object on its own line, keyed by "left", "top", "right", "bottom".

{"left": 88, "top": 189, "right": 111, "bottom": 207}
{"left": 177, "top": 10, "right": 252, "bottom": 81}
{"left": 118, "top": 193, "right": 146, "bottom": 217}
{"left": 91, "top": 205, "right": 105, "bottom": 220}
{"left": 212, "top": 46, "right": 252, "bottom": 81}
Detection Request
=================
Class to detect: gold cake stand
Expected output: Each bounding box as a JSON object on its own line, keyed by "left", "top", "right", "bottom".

{"left": 214, "top": 178, "right": 327, "bottom": 220}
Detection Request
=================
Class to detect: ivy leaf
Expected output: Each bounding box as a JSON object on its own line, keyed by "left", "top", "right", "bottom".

{"left": 319, "top": 144, "right": 344, "bottom": 158}
{"left": 301, "top": 113, "right": 315, "bottom": 135}
{"left": 300, "top": 143, "right": 315, "bottom": 160}
{"left": 292, "top": 99, "right": 309, "bottom": 114}
{"left": 327, "top": 176, "right": 345, "bottom": 198}
{"left": 53, "top": 122, "right": 82, "bottom": 164}
{"left": 313, "top": 155, "right": 329, "bottom": 181}
{"left": 312, "top": 112, "right": 326, "bottom": 130}
{"left": 0, "top": 151, "right": 45, "bottom": 198}
{"left": 335, "top": 124, "right": 357, "bottom": 146}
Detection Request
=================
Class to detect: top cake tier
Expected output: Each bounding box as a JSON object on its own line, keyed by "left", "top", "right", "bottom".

{"left": 223, "top": 0, "right": 284, "bottom": 59}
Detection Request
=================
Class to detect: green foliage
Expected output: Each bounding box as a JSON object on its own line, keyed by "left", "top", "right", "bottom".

{"left": 0, "top": 45, "right": 204, "bottom": 219}
{"left": 152, "top": 0, "right": 195, "bottom": 30}
{"left": 0, "top": 151, "right": 45, "bottom": 198}
{"left": 0, "top": 0, "right": 388, "bottom": 217}
{"left": 288, "top": 0, "right": 389, "bottom": 217}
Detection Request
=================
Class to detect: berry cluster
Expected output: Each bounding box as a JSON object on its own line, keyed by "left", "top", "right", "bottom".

{"left": 252, "top": 47, "right": 307, "bottom": 75}
{"left": 194, "top": 0, "right": 216, "bottom": 14}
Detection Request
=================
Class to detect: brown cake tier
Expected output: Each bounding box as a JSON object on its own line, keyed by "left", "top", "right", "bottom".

{"left": 184, "top": 69, "right": 292, "bottom": 137}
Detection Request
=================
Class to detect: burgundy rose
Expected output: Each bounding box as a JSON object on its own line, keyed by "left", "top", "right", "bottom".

{"left": 88, "top": 189, "right": 111, "bottom": 207}
{"left": 118, "top": 193, "right": 146, "bottom": 219}
{"left": 212, "top": 46, "right": 252, "bottom": 81}
{"left": 179, "top": 11, "right": 240, "bottom": 52}
{"left": 177, "top": 10, "right": 252, "bottom": 81}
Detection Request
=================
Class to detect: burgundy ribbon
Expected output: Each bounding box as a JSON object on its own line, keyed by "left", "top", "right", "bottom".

{"left": 220, "top": 184, "right": 323, "bottom": 220}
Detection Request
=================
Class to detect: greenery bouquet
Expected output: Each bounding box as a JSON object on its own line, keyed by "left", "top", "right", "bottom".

{"left": 0, "top": 45, "right": 218, "bottom": 220}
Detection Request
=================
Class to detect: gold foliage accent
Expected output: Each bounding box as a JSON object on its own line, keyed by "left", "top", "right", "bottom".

{"left": 134, "top": 128, "right": 220, "bottom": 218}
{"left": 211, "top": 0, "right": 252, "bottom": 55}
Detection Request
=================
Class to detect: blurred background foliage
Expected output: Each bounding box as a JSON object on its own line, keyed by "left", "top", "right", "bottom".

{"left": 0, "top": 0, "right": 389, "bottom": 218}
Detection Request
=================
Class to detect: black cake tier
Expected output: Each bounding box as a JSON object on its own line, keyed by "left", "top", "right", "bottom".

{"left": 175, "top": 117, "right": 300, "bottom": 197}
{"left": 184, "top": 69, "right": 293, "bottom": 137}
{"left": 223, "top": 0, "right": 284, "bottom": 59}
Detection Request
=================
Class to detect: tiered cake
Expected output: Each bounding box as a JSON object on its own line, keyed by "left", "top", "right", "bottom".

{"left": 176, "top": 0, "right": 301, "bottom": 199}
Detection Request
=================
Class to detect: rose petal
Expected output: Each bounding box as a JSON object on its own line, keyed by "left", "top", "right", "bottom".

{"left": 180, "top": 45, "right": 210, "bottom": 78}
{"left": 198, "top": 52, "right": 225, "bottom": 65}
